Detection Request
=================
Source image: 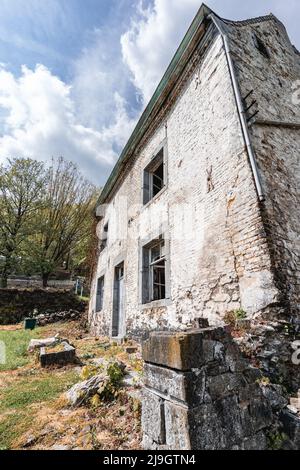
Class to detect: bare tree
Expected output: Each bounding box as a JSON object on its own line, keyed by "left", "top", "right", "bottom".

{"left": 0, "top": 158, "right": 45, "bottom": 287}
{"left": 30, "top": 157, "right": 96, "bottom": 287}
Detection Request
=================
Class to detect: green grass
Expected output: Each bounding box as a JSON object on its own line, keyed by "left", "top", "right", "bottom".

{"left": 0, "top": 372, "right": 78, "bottom": 411}
{"left": 0, "top": 328, "right": 43, "bottom": 371}
{"left": 0, "top": 370, "right": 79, "bottom": 449}
{"left": 0, "top": 411, "right": 33, "bottom": 450}
{"left": 0, "top": 325, "right": 80, "bottom": 449}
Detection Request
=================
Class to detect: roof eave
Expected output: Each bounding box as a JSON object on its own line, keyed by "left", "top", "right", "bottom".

{"left": 97, "top": 3, "right": 214, "bottom": 207}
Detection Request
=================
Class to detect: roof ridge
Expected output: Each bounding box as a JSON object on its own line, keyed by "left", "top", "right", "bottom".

{"left": 221, "top": 14, "right": 276, "bottom": 26}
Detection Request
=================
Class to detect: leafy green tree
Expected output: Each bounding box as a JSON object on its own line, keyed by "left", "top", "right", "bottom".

{"left": 28, "top": 157, "right": 96, "bottom": 287}
{"left": 0, "top": 158, "right": 45, "bottom": 287}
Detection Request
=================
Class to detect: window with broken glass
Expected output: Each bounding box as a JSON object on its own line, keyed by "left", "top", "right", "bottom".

{"left": 142, "top": 239, "right": 166, "bottom": 303}
{"left": 95, "top": 276, "right": 104, "bottom": 312}
{"left": 100, "top": 222, "right": 109, "bottom": 252}
{"left": 143, "top": 148, "right": 165, "bottom": 205}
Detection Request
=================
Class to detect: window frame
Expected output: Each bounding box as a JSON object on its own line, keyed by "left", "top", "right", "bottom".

{"left": 141, "top": 236, "right": 169, "bottom": 305}
{"left": 143, "top": 141, "right": 167, "bottom": 206}
{"left": 100, "top": 221, "right": 109, "bottom": 252}
{"left": 95, "top": 275, "right": 105, "bottom": 312}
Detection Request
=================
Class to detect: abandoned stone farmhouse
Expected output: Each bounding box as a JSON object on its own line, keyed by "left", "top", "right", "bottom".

{"left": 89, "top": 4, "right": 300, "bottom": 341}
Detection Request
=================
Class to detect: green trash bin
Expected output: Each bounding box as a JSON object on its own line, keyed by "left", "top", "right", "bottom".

{"left": 24, "top": 318, "right": 37, "bottom": 330}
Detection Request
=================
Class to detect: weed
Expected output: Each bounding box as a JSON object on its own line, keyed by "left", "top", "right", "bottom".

{"left": 267, "top": 431, "right": 288, "bottom": 450}
{"left": 224, "top": 308, "right": 247, "bottom": 326}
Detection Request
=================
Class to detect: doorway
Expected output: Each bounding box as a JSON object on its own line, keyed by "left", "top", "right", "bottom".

{"left": 112, "top": 262, "right": 124, "bottom": 337}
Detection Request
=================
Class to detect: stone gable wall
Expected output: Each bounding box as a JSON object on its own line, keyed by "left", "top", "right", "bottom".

{"left": 228, "top": 17, "right": 300, "bottom": 317}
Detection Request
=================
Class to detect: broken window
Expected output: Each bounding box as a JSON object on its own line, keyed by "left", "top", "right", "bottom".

{"left": 142, "top": 238, "right": 166, "bottom": 304}
{"left": 96, "top": 276, "right": 104, "bottom": 312}
{"left": 143, "top": 148, "right": 165, "bottom": 205}
{"left": 253, "top": 33, "right": 270, "bottom": 59}
{"left": 100, "top": 222, "right": 109, "bottom": 251}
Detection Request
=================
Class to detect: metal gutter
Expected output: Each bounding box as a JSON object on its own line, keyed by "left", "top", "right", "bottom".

{"left": 97, "top": 5, "right": 269, "bottom": 207}
{"left": 209, "top": 14, "right": 265, "bottom": 202}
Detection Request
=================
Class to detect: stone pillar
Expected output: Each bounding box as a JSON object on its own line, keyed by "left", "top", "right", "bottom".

{"left": 142, "top": 327, "right": 274, "bottom": 450}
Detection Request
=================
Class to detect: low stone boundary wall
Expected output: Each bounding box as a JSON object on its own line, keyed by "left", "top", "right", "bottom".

{"left": 142, "top": 327, "right": 276, "bottom": 450}
{"left": 7, "top": 279, "right": 75, "bottom": 289}
{"left": 0, "top": 288, "right": 87, "bottom": 324}
{"left": 36, "top": 310, "right": 82, "bottom": 326}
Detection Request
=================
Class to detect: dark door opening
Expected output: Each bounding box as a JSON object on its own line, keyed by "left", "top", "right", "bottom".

{"left": 112, "top": 262, "right": 124, "bottom": 337}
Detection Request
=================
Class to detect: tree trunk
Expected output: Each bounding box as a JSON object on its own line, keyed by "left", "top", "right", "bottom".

{"left": 0, "top": 256, "right": 11, "bottom": 288}
{"left": 42, "top": 272, "right": 50, "bottom": 288}
{"left": 0, "top": 274, "right": 8, "bottom": 288}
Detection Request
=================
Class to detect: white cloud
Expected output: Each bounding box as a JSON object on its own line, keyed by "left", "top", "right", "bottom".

{"left": 2, "top": 0, "right": 297, "bottom": 189}
{"left": 121, "top": 0, "right": 300, "bottom": 105}
{"left": 71, "top": 27, "right": 138, "bottom": 131}
{"left": 121, "top": 0, "right": 200, "bottom": 103}
{"left": 0, "top": 1, "right": 204, "bottom": 186}
{"left": 0, "top": 64, "right": 137, "bottom": 184}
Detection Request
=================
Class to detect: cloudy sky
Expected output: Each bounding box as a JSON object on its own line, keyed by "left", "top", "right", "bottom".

{"left": 0, "top": 0, "right": 299, "bottom": 185}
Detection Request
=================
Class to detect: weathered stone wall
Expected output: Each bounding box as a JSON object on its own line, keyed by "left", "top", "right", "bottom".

{"left": 0, "top": 288, "right": 86, "bottom": 324}
{"left": 90, "top": 21, "right": 278, "bottom": 338}
{"left": 142, "top": 328, "right": 283, "bottom": 450}
{"left": 89, "top": 13, "right": 300, "bottom": 339}
{"left": 236, "top": 318, "right": 300, "bottom": 393}
{"left": 228, "top": 16, "right": 300, "bottom": 318}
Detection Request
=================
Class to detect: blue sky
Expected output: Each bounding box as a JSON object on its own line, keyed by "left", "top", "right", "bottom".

{"left": 0, "top": 0, "right": 299, "bottom": 186}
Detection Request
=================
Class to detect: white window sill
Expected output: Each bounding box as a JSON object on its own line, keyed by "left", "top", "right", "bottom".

{"left": 141, "top": 298, "right": 171, "bottom": 309}
{"left": 142, "top": 185, "right": 167, "bottom": 210}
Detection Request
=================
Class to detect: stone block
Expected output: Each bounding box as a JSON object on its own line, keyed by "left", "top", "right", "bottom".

{"left": 280, "top": 410, "right": 300, "bottom": 449}
{"left": 242, "top": 431, "right": 267, "bottom": 450}
{"left": 239, "top": 383, "right": 262, "bottom": 402}
{"left": 206, "top": 372, "right": 245, "bottom": 400}
{"left": 164, "top": 401, "right": 191, "bottom": 450}
{"left": 215, "top": 395, "right": 245, "bottom": 447}
{"left": 142, "top": 434, "right": 171, "bottom": 451}
{"left": 205, "top": 362, "right": 230, "bottom": 376}
{"left": 248, "top": 397, "right": 273, "bottom": 432}
{"left": 243, "top": 366, "right": 263, "bottom": 383}
{"left": 141, "top": 389, "right": 166, "bottom": 444}
{"left": 125, "top": 347, "right": 138, "bottom": 354}
{"left": 40, "top": 342, "right": 76, "bottom": 368}
{"left": 142, "top": 327, "right": 228, "bottom": 370}
{"left": 144, "top": 363, "right": 206, "bottom": 406}
{"left": 188, "top": 403, "right": 226, "bottom": 450}
{"left": 261, "top": 384, "right": 288, "bottom": 411}
{"left": 225, "top": 342, "right": 247, "bottom": 372}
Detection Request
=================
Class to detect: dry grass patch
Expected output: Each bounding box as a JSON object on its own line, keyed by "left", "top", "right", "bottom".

{"left": 0, "top": 319, "right": 142, "bottom": 450}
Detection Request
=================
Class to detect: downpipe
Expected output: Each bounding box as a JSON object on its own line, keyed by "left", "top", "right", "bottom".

{"left": 209, "top": 14, "right": 265, "bottom": 202}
